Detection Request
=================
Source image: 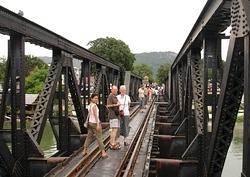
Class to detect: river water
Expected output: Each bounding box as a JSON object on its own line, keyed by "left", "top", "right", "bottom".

{"left": 222, "top": 122, "right": 243, "bottom": 177}
{"left": 3, "top": 121, "right": 243, "bottom": 176}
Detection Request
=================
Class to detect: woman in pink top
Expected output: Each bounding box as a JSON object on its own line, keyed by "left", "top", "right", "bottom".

{"left": 83, "top": 94, "right": 108, "bottom": 158}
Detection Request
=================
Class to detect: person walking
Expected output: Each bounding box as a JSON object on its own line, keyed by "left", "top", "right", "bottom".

{"left": 144, "top": 86, "right": 149, "bottom": 106}
{"left": 117, "top": 85, "right": 131, "bottom": 146}
{"left": 82, "top": 94, "right": 108, "bottom": 158}
{"left": 138, "top": 85, "right": 145, "bottom": 113}
{"left": 107, "top": 85, "right": 121, "bottom": 150}
{"left": 148, "top": 87, "right": 153, "bottom": 102}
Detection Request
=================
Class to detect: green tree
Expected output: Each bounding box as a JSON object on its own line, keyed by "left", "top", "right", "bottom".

{"left": 133, "top": 64, "right": 154, "bottom": 83}
{"left": 157, "top": 63, "right": 171, "bottom": 84}
{"left": 88, "top": 37, "right": 136, "bottom": 71}
{"left": 0, "top": 55, "right": 47, "bottom": 82}
{"left": 25, "top": 66, "right": 48, "bottom": 93}
{"left": 0, "top": 56, "right": 48, "bottom": 93}
{"left": 25, "top": 55, "right": 47, "bottom": 76}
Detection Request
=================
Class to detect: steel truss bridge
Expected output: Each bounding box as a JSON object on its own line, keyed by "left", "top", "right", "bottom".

{"left": 0, "top": 0, "right": 250, "bottom": 176}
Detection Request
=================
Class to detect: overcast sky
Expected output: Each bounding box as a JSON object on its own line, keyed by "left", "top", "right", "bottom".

{"left": 0, "top": 0, "right": 209, "bottom": 57}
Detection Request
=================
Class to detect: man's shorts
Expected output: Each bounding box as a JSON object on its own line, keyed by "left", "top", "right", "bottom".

{"left": 110, "top": 119, "right": 120, "bottom": 128}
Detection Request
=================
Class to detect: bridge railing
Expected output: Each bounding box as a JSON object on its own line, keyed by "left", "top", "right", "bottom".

{"left": 166, "top": 0, "right": 250, "bottom": 176}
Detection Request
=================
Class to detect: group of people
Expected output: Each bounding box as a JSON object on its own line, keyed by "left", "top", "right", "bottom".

{"left": 82, "top": 85, "right": 131, "bottom": 158}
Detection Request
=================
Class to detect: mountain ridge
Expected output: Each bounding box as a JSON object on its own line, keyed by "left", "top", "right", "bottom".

{"left": 134, "top": 51, "right": 177, "bottom": 76}
{"left": 39, "top": 51, "right": 177, "bottom": 76}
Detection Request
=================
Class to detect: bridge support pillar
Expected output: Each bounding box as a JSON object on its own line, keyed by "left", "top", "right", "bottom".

{"left": 9, "top": 34, "right": 27, "bottom": 177}
{"left": 80, "top": 59, "right": 91, "bottom": 114}
{"left": 243, "top": 34, "right": 250, "bottom": 177}
{"left": 124, "top": 71, "right": 131, "bottom": 96}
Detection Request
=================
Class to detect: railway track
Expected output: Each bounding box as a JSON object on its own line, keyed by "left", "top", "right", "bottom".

{"left": 113, "top": 98, "right": 156, "bottom": 177}
{"left": 45, "top": 105, "right": 141, "bottom": 177}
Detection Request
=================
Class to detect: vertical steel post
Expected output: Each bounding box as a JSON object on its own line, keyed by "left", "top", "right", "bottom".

{"left": 189, "top": 47, "right": 205, "bottom": 176}
{"left": 64, "top": 61, "right": 70, "bottom": 152}
{"left": 204, "top": 34, "right": 220, "bottom": 131}
{"left": 242, "top": 34, "right": 250, "bottom": 177}
{"left": 172, "top": 70, "right": 176, "bottom": 105}
{"left": 96, "top": 64, "right": 101, "bottom": 105}
{"left": 58, "top": 69, "right": 63, "bottom": 150}
{"left": 203, "top": 35, "right": 220, "bottom": 166}
{"left": 212, "top": 38, "right": 221, "bottom": 128}
{"left": 81, "top": 59, "right": 90, "bottom": 111}
{"left": 168, "top": 70, "right": 171, "bottom": 102}
{"left": 7, "top": 34, "right": 26, "bottom": 177}
{"left": 124, "top": 71, "right": 131, "bottom": 96}
{"left": 9, "top": 34, "right": 26, "bottom": 157}
{"left": 108, "top": 68, "right": 114, "bottom": 86}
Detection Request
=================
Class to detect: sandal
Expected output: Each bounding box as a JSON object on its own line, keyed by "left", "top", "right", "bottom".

{"left": 109, "top": 143, "right": 121, "bottom": 150}
{"left": 82, "top": 149, "right": 88, "bottom": 156}
{"left": 101, "top": 154, "right": 108, "bottom": 158}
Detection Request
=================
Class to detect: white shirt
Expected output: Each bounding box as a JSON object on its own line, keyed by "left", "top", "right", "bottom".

{"left": 138, "top": 88, "right": 145, "bottom": 98}
{"left": 117, "top": 94, "right": 131, "bottom": 116}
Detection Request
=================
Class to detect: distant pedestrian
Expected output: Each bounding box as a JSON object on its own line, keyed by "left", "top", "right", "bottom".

{"left": 148, "top": 87, "right": 153, "bottom": 102}
{"left": 138, "top": 85, "right": 145, "bottom": 112}
{"left": 83, "top": 94, "right": 108, "bottom": 158}
{"left": 144, "top": 86, "right": 149, "bottom": 106}
{"left": 117, "top": 85, "right": 131, "bottom": 146}
{"left": 107, "top": 85, "right": 121, "bottom": 150}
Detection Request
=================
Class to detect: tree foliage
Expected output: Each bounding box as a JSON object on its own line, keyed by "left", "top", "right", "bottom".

{"left": 0, "top": 57, "right": 6, "bottom": 82}
{"left": 25, "top": 66, "right": 48, "bottom": 94}
{"left": 0, "top": 55, "right": 47, "bottom": 83}
{"left": 25, "top": 55, "right": 48, "bottom": 76}
{"left": 133, "top": 64, "right": 154, "bottom": 83}
{"left": 88, "top": 37, "right": 136, "bottom": 71}
{"left": 25, "top": 56, "right": 48, "bottom": 93}
{"left": 157, "top": 63, "right": 171, "bottom": 84}
{"left": 0, "top": 55, "right": 48, "bottom": 93}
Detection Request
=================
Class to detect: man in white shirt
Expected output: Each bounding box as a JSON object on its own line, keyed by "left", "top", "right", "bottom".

{"left": 138, "top": 85, "right": 145, "bottom": 112}
{"left": 117, "top": 85, "right": 131, "bottom": 146}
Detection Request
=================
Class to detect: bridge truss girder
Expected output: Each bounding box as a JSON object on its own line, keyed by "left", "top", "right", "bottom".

{"left": 0, "top": 5, "right": 142, "bottom": 177}
{"left": 168, "top": 0, "right": 250, "bottom": 177}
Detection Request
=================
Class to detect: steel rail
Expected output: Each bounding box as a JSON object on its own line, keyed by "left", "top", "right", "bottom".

{"left": 46, "top": 105, "right": 140, "bottom": 177}
{"left": 113, "top": 98, "right": 155, "bottom": 177}
{"left": 74, "top": 105, "right": 142, "bottom": 177}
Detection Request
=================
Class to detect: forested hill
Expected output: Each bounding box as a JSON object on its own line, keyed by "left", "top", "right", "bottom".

{"left": 134, "top": 51, "right": 177, "bottom": 76}
{"left": 39, "top": 51, "right": 177, "bottom": 76}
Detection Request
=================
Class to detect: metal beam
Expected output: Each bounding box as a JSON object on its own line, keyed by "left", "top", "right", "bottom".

{"left": 189, "top": 48, "right": 204, "bottom": 135}
{"left": 124, "top": 71, "right": 131, "bottom": 96}
{"left": 0, "top": 6, "right": 120, "bottom": 71}
{"left": 242, "top": 34, "right": 250, "bottom": 177}
{"left": 0, "top": 134, "right": 14, "bottom": 175}
{"left": 208, "top": 36, "right": 244, "bottom": 177}
{"left": 172, "top": 0, "right": 231, "bottom": 69}
{"left": 30, "top": 50, "right": 63, "bottom": 143}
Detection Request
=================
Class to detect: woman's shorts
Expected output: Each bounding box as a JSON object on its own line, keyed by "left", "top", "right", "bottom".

{"left": 110, "top": 119, "right": 120, "bottom": 128}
